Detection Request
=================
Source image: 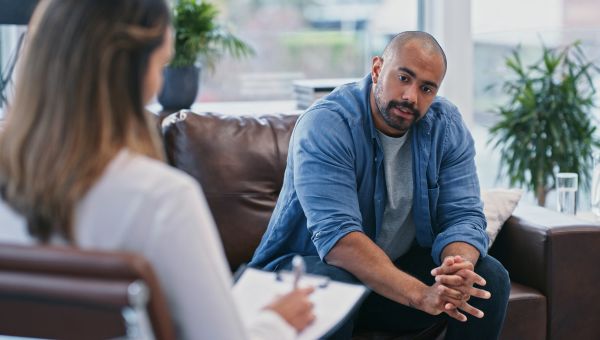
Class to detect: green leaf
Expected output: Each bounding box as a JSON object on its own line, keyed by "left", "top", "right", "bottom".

{"left": 171, "top": 0, "right": 255, "bottom": 69}
{"left": 487, "top": 40, "right": 600, "bottom": 205}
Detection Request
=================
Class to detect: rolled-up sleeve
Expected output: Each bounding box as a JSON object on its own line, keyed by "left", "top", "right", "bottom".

{"left": 431, "top": 111, "right": 488, "bottom": 265}
{"left": 292, "top": 108, "right": 364, "bottom": 261}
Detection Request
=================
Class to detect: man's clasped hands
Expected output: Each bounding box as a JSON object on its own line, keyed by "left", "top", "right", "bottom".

{"left": 422, "top": 256, "right": 492, "bottom": 322}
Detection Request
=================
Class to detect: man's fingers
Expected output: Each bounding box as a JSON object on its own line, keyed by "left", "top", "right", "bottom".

{"left": 436, "top": 275, "right": 490, "bottom": 299}
{"left": 431, "top": 261, "right": 474, "bottom": 276}
{"left": 443, "top": 256, "right": 455, "bottom": 267}
{"left": 441, "top": 296, "right": 465, "bottom": 310}
{"left": 444, "top": 307, "right": 467, "bottom": 322}
{"left": 468, "top": 286, "right": 491, "bottom": 299}
{"left": 448, "top": 261, "right": 474, "bottom": 272}
{"left": 431, "top": 256, "right": 455, "bottom": 276}
{"left": 457, "top": 301, "right": 485, "bottom": 319}
{"left": 441, "top": 296, "right": 484, "bottom": 320}
{"left": 437, "top": 284, "right": 465, "bottom": 301}
{"left": 435, "top": 274, "right": 465, "bottom": 286}
{"left": 456, "top": 269, "right": 486, "bottom": 286}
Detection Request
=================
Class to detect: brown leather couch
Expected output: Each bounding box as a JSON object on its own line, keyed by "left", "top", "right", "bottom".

{"left": 161, "top": 110, "right": 600, "bottom": 340}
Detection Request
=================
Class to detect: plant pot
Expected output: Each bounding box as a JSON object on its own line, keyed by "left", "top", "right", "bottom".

{"left": 158, "top": 65, "right": 200, "bottom": 111}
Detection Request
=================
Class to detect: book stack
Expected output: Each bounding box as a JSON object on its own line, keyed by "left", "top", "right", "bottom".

{"left": 293, "top": 78, "right": 359, "bottom": 110}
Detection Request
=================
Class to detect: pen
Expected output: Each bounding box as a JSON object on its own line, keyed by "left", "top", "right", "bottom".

{"left": 291, "top": 255, "right": 305, "bottom": 290}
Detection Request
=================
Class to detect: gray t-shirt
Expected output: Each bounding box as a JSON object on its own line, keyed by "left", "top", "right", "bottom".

{"left": 375, "top": 130, "right": 416, "bottom": 261}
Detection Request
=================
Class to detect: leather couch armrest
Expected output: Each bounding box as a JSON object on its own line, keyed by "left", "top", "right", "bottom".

{"left": 489, "top": 204, "right": 600, "bottom": 339}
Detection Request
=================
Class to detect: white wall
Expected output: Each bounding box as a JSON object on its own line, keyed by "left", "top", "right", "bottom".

{"left": 423, "top": 0, "right": 474, "bottom": 126}
{"left": 472, "top": 0, "right": 564, "bottom": 35}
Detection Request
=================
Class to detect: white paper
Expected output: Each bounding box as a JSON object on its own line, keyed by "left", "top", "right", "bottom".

{"left": 232, "top": 268, "right": 367, "bottom": 340}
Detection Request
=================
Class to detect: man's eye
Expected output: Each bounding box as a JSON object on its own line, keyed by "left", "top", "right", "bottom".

{"left": 422, "top": 86, "right": 433, "bottom": 93}
{"left": 399, "top": 75, "right": 408, "bottom": 82}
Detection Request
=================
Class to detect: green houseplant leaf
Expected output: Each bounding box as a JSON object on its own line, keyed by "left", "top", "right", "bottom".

{"left": 171, "top": 0, "right": 254, "bottom": 69}
{"left": 488, "top": 41, "right": 600, "bottom": 206}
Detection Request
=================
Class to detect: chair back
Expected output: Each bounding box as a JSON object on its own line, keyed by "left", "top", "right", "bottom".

{"left": 0, "top": 243, "right": 176, "bottom": 340}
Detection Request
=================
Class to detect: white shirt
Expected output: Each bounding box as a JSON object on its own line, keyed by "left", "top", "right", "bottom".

{"left": 0, "top": 149, "right": 295, "bottom": 340}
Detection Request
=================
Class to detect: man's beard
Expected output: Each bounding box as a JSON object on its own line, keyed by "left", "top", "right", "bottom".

{"left": 374, "top": 82, "right": 420, "bottom": 133}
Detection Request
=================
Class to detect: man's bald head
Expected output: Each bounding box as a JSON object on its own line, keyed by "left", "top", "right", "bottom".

{"left": 382, "top": 31, "right": 447, "bottom": 76}
{"left": 370, "top": 31, "right": 447, "bottom": 137}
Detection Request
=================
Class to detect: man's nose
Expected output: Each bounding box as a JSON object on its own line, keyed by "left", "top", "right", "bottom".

{"left": 401, "top": 84, "right": 418, "bottom": 105}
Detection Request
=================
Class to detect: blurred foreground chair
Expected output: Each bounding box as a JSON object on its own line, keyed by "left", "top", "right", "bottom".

{"left": 0, "top": 243, "right": 175, "bottom": 340}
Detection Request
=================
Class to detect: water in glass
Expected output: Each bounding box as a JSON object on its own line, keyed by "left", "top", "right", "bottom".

{"left": 592, "top": 155, "right": 600, "bottom": 217}
{"left": 557, "top": 187, "right": 577, "bottom": 215}
{"left": 556, "top": 172, "right": 578, "bottom": 215}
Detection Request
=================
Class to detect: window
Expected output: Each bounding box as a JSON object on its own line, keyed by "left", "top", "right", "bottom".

{"left": 472, "top": 0, "right": 600, "bottom": 125}
{"left": 0, "top": 26, "right": 26, "bottom": 115}
{"left": 0, "top": 0, "right": 37, "bottom": 115}
{"left": 199, "top": 0, "right": 419, "bottom": 102}
{"left": 471, "top": 0, "right": 600, "bottom": 208}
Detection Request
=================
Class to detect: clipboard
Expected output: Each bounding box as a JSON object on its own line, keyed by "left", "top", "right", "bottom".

{"left": 232, "top": 266, "right": 369, "bottom": 340}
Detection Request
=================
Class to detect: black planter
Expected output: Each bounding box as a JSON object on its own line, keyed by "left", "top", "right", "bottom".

{"left": 158, "top": 65, "right": 200, "bottom": 111}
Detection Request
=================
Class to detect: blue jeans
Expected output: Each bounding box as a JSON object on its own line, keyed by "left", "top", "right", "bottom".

{"left": 278, "top": 245, "right": 510, "bottom": 340}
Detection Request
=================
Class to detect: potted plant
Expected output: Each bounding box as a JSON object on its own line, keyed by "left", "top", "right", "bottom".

{"left": 158, "top": 0, "right": 253, "bottom": 111}
{"left": 488, "top": 41, "right": 600, "bottom": 206}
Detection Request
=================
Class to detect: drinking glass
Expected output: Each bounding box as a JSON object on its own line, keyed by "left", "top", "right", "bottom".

{"left": 556, "top": 172, "right": 578, "bottom": 215}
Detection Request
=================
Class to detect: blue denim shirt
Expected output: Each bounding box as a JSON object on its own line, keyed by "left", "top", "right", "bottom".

{"left": 249, "top": 75, "right": 487, "bottom": 269}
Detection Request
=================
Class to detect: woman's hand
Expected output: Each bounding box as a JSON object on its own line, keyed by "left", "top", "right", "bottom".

{"left": 265, "top": 286, "right": 316, "bottom": 332}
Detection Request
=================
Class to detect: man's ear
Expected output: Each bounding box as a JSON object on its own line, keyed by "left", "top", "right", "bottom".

{"left": 371, "top": 56, "right": 383, "bottom": 85}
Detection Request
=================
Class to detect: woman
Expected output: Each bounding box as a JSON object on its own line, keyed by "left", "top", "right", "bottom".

{"left": 0, "top": 0, "right": 314, "bottom": 339}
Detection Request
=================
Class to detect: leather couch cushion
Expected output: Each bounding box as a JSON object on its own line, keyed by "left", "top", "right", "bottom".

{"left": 161, "top": 111, "right": 298, "bottom": 270}
{"left": 501, "top": 282, "right": 546, "bottom": 340}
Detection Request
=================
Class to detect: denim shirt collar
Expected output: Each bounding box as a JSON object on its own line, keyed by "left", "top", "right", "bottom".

{"left": 357, "top": 74, "right": 380, "bottom": 143}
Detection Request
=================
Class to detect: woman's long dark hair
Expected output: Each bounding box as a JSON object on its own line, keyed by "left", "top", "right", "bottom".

{"left": 0, "top": 0, "right": 171, "bottom": 242}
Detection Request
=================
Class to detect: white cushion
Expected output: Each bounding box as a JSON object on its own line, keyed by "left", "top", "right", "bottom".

{"left": 481, "top": 188, "right": 523, "bottom": 247}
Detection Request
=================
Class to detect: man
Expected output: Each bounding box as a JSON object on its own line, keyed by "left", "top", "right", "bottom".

{"left": 249, "top": 31, "right": 510, "bottom": 339}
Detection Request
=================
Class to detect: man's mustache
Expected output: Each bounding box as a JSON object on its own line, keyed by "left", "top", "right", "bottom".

{"left": 389, "top": 100, "right": 419, "bottom": 117}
